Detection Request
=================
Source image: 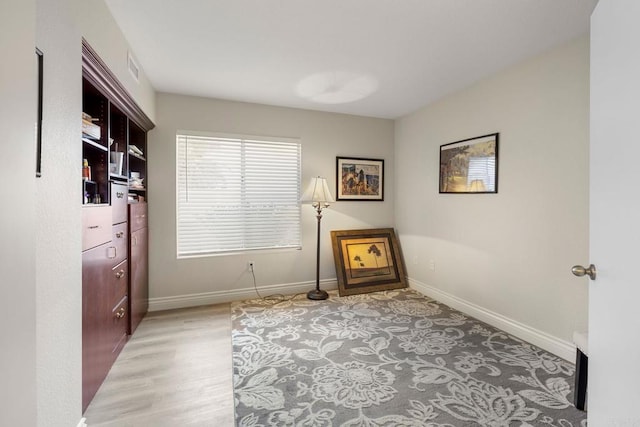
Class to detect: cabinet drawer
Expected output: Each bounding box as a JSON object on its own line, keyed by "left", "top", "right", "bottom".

{"left": 109, "top": 296, "right": 128, "bottom": 356}
{"left": 82, "top": 206, "right": 112, "bottom": 251}
{"left": 129, "top": 202, "right": 147, "bottom": 232}
{"left": 111, "top": 182, "right": 128, "bottom": 225}
{"left": 111, "top": 223, "right": 128, "bottom": 266}
{"left": 112, "top": 259, "right": 128, "bottom": 305}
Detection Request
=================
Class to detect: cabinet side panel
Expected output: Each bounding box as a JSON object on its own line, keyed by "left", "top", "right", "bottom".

{"left": 129, "top": 225, "right": 148, "bottom": 334}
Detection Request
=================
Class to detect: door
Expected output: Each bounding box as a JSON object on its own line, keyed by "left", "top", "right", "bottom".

{"left": 588, "top": 0, "right": 640, "bottom": 422}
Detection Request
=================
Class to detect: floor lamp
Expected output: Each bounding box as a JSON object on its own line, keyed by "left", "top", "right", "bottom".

{"left": 301, "top": 176, "right": 334, "bottom": 300}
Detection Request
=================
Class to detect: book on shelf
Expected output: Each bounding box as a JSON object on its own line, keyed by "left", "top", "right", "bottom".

{"left": 82, "top": 112, "right": 99, "bottom": 122}
{"left": 129, "top": 145, "right": 144, "bottom": 156}
{"left": 82, "top": 119, "right": 100, "bottom": 140}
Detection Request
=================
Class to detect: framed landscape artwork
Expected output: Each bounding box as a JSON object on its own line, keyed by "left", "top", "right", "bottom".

{"left": 439, "top": 133, "right": 499, "bottom": 194}
{"left": 330, "top": 228, "right": 407, "bottom": 296}
{"left": 336, "top": 156, "right": 384, "bottom": 201}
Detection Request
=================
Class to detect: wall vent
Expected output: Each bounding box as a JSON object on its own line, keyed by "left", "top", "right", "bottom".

{"left": 127, "top": 51, "right": 140, "bottom": 83}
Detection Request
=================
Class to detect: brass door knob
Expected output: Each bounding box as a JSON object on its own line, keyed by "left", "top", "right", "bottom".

{"left": 572, "top": 264, "right": 596, "bottom": 281}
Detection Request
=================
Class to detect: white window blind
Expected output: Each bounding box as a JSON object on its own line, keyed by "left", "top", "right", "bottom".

{"left": 176, "top": 133, "right": 302, "bottom": 257}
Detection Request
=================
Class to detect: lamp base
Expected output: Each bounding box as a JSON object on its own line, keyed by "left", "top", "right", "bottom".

{"left": 307, "top": 288, "right": 329, "bottom": 300}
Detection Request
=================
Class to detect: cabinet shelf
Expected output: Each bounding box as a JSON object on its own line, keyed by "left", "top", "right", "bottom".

{"left": 128, "top": 152, "right": 146, "bottom": 162}
{"left": 82, "top": 202, "right": 109, "bottom": 207}
{"left": 110, "top": 173, "right": 127, "bottom": 181}
{"left": 83, "top": 137, "right": 108, "bottom": 152}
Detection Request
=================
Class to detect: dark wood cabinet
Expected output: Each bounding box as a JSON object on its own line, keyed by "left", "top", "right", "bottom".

{"left": 82, "top": 207, "right": 129, "bottom": 410}
{"left": 129, "top": 202, "right": 148, "bottom": 335}
{"left": 82, "top": 241, "right": 111, "bottom": 409}
{"left": 81, "top": 39, "right": 153, "bottom": 413}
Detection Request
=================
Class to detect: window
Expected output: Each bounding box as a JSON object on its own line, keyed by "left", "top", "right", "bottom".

{"left": 466, "top": 156, "right": 496, "bottom": 192}
{"left": 176, "top": 132, "right": 302, "bottom": 257}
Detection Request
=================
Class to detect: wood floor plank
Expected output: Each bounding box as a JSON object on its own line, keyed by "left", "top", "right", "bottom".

{"left": 83, "top": 303, "right": 235, "bottom": 426}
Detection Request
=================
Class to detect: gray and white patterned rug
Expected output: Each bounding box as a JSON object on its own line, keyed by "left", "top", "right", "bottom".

{"left": 231, "top": 289, "right": 587, "bottom": 426}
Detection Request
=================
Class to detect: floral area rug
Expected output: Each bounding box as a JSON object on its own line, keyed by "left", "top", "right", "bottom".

{"left": 231, "top": 289, "right": 587, "bottom": 426}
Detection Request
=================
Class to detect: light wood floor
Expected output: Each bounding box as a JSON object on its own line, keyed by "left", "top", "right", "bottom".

{"left": 83, "top": 303, "right": 235, "bottom": 426}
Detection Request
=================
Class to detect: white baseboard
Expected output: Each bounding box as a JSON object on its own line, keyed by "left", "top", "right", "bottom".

{"left": 148, "top": 279, "right": 338, "bottom": 312}
{"left": 76, "top": 418, "right": 87, "bottom": 427}
{"left": 147, "top": 276, "right": 575, "bottom": 361}
{"left": 408, "top": 278, "right": 576, "bottom": 362}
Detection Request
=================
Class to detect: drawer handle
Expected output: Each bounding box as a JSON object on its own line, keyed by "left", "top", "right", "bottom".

{"left": 116, "top": 192, "right": 124, "bottom": 199}
{"left": 116, "top": 231, "right": 124, "bottom": 238}
{"left": 115, "top": 307, "right": 126, "bottom": 319}
{"left": 88, "top": 225, "right": 100, "bottom": 229}
{"left": 116, "top": 269, "right": 125, "bottom": 279}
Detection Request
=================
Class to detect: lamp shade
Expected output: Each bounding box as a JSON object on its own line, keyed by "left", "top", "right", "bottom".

{"left": 301, "top": 176, "right": 334, "bottom": 204}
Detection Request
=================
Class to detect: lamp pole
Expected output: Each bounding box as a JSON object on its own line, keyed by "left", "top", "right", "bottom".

{"left": 301, "top": 176, "right": 333, "bottom": 300}
{"left": 307, "top": 202, "right": 329, "bottom": 300}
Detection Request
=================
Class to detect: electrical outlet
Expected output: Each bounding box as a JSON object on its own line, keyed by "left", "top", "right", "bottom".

{"left": 428, "top": 260, "right": 436, "bottom": 271}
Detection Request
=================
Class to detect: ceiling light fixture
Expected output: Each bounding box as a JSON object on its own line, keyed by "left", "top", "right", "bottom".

{"left": 296, "top": 71, "right": 378, "bottom": 104}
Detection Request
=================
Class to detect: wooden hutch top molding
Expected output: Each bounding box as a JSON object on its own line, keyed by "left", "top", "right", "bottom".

{"left": 81, "top": 38, "right": 155, "bottom": 132}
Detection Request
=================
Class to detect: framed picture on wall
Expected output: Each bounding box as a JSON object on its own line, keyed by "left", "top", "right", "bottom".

{"left": 439, "top": 133, "right": 499, "bottom": 194}
{"left": 330, "top": 228, "right": 407, "bottom": 296}
{"left": 336, "top": 156, "right": 384, "bottom": 201}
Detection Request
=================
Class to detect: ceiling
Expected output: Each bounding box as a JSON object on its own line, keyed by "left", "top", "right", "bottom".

{"left": 105, "top": 0, "right": 598, "bottom": 119}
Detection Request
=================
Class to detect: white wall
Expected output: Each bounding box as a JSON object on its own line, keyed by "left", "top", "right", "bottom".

{"left": 394, "top": 36, "right": 589, "bottom": 358}
{"left": 79, "top": 0, "right": 156, "bottom": 123}
{"left": 35, "top": 0, "right": 83, "bottom": 425}
{"left": 0, "top": 1, "right": 37, "bottom": 425}
{"left": 23, "top": 1, "right": 155, "bottom": 425}
{"left": 148, "top": 93, "right": 394, "bottom": 308}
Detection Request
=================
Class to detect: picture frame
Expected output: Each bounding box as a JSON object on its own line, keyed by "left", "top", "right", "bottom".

{"left": 36, "top": 48, "right": 43, "bottom": 177}
{"left": 330, "top": 228, "right": 407, "bottom": 296}
{"left": 439, "top": 133, "right": 499, "bottom": 194}
{"left": 336, "top": 156, "right": 384, "bottom": 201}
